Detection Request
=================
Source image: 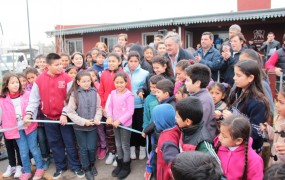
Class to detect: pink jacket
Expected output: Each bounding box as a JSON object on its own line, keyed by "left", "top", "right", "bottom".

{"left": 0, "top": 91, "right": 38, "bottom": 139}
{"left": 214, "top": 137, "right": 263, "bottom": 180}
{"left": 107, "top": 89, "right": 134, "bottom": 126}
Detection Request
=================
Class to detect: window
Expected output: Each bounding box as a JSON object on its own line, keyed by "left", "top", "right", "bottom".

{"left": 65, "top": 38, "right": 83, "bottom": 55}
{"left": 100, "top": 35, "right": 118, "bottom": 52}
{"left": 185, "top": 31, "right": 193, "bottom": 48}
{"left": 142, "top": 32, "right": 157, "bottom": 46}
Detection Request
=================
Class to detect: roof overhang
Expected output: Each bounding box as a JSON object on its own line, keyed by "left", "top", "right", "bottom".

{"left": 46, "top": 8, "right": 285, "bottom": 37}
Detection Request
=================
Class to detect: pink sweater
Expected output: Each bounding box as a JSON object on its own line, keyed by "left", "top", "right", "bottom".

{"left": 107, "top": 89, "right": 134, "bottom": 126}
{"left": 214, "top": 137, "right": 263, "bottom": 180}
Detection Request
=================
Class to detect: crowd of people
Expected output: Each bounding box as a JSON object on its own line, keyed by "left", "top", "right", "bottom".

{"left": 1, "top": 24, "right": 285, "bottom": 180}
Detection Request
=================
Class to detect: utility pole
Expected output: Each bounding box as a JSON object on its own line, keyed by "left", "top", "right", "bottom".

{"left": 26, "top": 0, "right": 33, "bottom": 65}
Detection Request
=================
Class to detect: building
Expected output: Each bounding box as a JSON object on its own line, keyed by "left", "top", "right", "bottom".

{"left": 46, "top": 0, "right": 285, "bottom": 55}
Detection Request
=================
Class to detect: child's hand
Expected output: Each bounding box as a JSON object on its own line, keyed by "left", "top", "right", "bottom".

{"left": 113, "top": 120, "right": 121, "bottom": 128}
{"left": 222, "top": 110, "right": 233, "bottom": 119}
{"left": 85, "top": 120, "right": 93, "bottom": 126}
{"left": 214, "top": 110, "right": 222, "bottom": 119}
{"left": 59, "top": 115, "right": 68, "bottom": 125}
{"left": 94, "top": 119, "right": 100, "bottom": 125}
{"left": 275, "top": 143, "right": 285, "bottom": 155}
{"left": 142, "top": 132, "right": 146, "bottom": 138}
{"left": 138, "top": 92, "right": 144, "bottom": 99}
{"left": 106, "top": 117, "right": 113, "bottom": 125}
{"left": 260, "top": 123, "right": 267, "bottom": 132}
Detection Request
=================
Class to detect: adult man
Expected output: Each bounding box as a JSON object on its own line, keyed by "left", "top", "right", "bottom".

{"left": 164, "top": 32, "right": 194, "bottom": 74}
{"left": 260, "top": 32, "right": 281, "bottom": 62}
{"left": 194, "top": 32, "right": 222, "bottom": 81}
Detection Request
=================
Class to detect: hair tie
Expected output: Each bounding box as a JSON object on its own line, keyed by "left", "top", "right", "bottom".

{"left": 222, "top": 82, "right": 229, "bottom": 88}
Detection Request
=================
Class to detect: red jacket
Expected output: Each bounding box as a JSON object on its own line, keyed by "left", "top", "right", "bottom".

{"left": 157, "top": 125, "right": 180, "bottom": 180}
{"left": 0, "top": 91, "right": 38, "bottom": 139}
{"left": 34, "top": 70, "right": 72, "bottom": 120}
{"left": 98, "top": 69, "right": 131, "bottom": 108}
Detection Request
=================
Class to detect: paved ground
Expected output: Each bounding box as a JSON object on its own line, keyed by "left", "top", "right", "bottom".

{"left": 0, "top": 156, "right": 147, "bottom": 180}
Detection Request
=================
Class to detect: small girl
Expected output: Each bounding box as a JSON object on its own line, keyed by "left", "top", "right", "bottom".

{"left": 106, "top": 72, "right": 134, "bottom": 179}
{"left": 174, "top": 60, "right": 191, "bottom": 95}
{"left": 208, "top": 82, "right": 230, "bottom": 114}
{"left": 17, "top": 73, "right": 28, "bottom": 91}
{"left": 222, "top": 60, "right": 270, "bottom": 153}
{"left": 98, "top": 52, "right": 132, "bottom": 165}
{"left": 112, "top": 44, "right": 126, "bottom": 67}
{"left": 66, "top": 71, "right": 102, "bottom": 180}
{"left": 0, "top": 73, "right": 44, "bottom": 180}
{"left": 65, "top": 66, "right": 78, "bottom": 80}
{"left": 34, "top": 55, "right": 47, "bottom": 74}
{"left": 215, "top": 114, "right": 264, "bottom": 180}
{"left": 87, "top": 69, "right": 100, "bottom": 91}
{"left": 156, "top": 42, "right": 166, "bottom": 56}
{"left": 260, "top": 86, "right": 285, "bottom": 166}
{"left": 175, "top": 84, "right": 188, "bottom": 102}
{"left": 143, "top": 46, "right": 155, "bottom": 64}
{"left": 71, "top": 52, "right": 88, "bottom": 72}
{"left": 138, "top": 56, "right": 174, "bottom": 98}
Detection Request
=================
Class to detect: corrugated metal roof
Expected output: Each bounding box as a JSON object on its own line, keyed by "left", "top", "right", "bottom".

{"left": 46, "top": 8, "right": 285, "bottom": 37}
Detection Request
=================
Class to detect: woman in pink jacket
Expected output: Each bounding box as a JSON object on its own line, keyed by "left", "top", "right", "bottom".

{"left": 215, "top": 114, "right": 263, "bottom": 180}
{"left": 0, "top": 73, "right": 44, "bottom": 180}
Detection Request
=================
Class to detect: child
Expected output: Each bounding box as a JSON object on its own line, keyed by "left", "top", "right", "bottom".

{"left": 223, "top": 60, "right": 270, "bottom": 153}
{"left": 25, "top": 67, "right": 51, "bottom": 170}
{"left": 156, "top": 79, "right": 175, "bottom": 107}
{"left": 142, "top": 75, "right": 164, "bottom": 179}
{"left": 176, "top": 97, "right": 218, "bottom": 155}
{"left": 143, "top": 46, "right": 155, "bottom": 64}
{"left": 106, "top": 72, "right": 134, "bottom": 179}
{"left": 71, "top": 52, "right": 88, "bottom": 72}
{"left": 124, "top": 51, "right": 149, "bottom": 160}
{"left": 171, "top": 151, "right": 223, "bottom": 180}
{"left": 113, "top": 44, "right": 126, "bottom": 66}
{"left": 85, "top": 52, "right": 93, "bottom": 65}
{"left": 66, "top": 71, "right": 102, "bottom": 180}
{"left": 185, "top": 63, "right": 216, "bottom": 139}
{"left": 215, "top": 115, "right": 264, "bottom": 179}
{"left": 156, "top": 42, "right": 166, "bottom": 56}
{"left": 175, "top": 84, "right": 188, "bottom": 102}
{"left": 91, "top": 48, "right": 100, "bottom": 67}
{"left": 17, "top": 73, "right": 28, "bottom": 91}
{"left": 34, "top": 55, "right": 47, "bottom": 74}
{"left": 174, "top": 60, "right": 190, "bottom": 95}
{"left": 153, "top": 104, "right": 180, "bottom": 180}
{"left": 65, "top": 66, "right": 78, "bottom": 80}
{"left": 117, "top": 33, "right": 128, "bottom": 48}
{"left": 139, "top": 56, "right": 174, "bottom": 98}
{"left": 260, "top": 86, "right": 285, "bottom": 166}
{"left": 23, "top": 53, "right": 83, "bottom": 179}
{"left": 264, "top": 163, "right": 285, "bottom": 180}
{"left": 87, "top": 69, "right": 100, "bottom": 91}
{"left": 0, "top": 73, "right": 44, "bottom": 180}
{"left": 129, "top": 44, "right": 153, "bottom": 73}
{"left": 98, "top": 52, "right": 131, "bottom": 165}
{"left": 60, "top": 53, "right": 71, "bottom": 69}
{"left": 92, "top": 50, "right": 107, "bottom": 79}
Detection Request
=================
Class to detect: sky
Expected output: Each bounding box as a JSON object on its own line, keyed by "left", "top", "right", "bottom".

{"left": 0, "top": 0, "right": 284, "bottom": 47}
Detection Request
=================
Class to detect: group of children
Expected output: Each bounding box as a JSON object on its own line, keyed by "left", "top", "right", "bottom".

{"left": 0, "top": 31, "right": 285, "bottom": 180}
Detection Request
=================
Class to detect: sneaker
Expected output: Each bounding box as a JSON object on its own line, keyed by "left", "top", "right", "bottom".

{"left": 105, "top": 153, "right": 115, "bottom": 165}
{"left": 112, "top": 159, "right": 117, "bottom": 166}
{"left": 14, "top": 165, "right": 23, "bottom": 178}
{"left": 91, "top": 166, "right": 98, "bottom": 176}
{"left": 130, "top": 146, "right": 136, "bottom": 160}
{"left": 2, "top": 165, "right": 16, "bottom": 177}
{"left": 85, "top": 170, "right": 94, "bottom": 180}
{"left": 19, "top": 173, "right": 31, "bottom": 180}
{"left": 32, "top": 169, "right": 44, "bottom": 180}
{"left": 98, "top": 148, "right": 107, "bottom": 160}
{"left": 139, "top": 146, "right": 146, "bottom": 160}
{"left": 74, "top": 169, "right": 85, "bottom": 178}
{"left": 53, "top": 170, "right": 64, "bottom": 179}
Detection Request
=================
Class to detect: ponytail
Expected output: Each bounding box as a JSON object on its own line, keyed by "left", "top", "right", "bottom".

{"left": 242, "top": 139, "right": 249, "bottom": 180}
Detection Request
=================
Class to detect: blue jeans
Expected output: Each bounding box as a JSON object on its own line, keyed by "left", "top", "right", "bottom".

{"left": 37, "top": 126, "right": 50, "bottom": 158}
{"left": 44, "top": 122, "right": 81, "bottom": 171}
{"left": 16, "top": 130, "right": 43, "bottom": 173}
{"left": 74, "top": 129, "right": 97, "bottom": 170}
{"left": 113, "top": 126, "right": 131, "bottom": 162}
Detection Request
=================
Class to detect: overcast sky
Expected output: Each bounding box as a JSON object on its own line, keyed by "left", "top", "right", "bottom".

{"left": 0, "top": 0, "right": 284, "bottom": 46}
